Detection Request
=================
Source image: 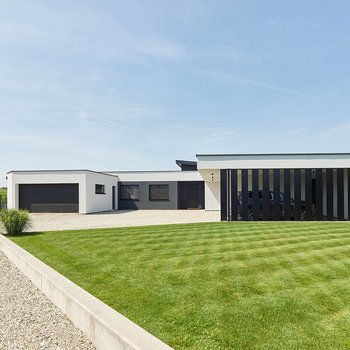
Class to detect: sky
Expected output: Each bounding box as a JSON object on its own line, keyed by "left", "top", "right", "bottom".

{"left": 1, "top": 0, "right": 350, "bottom": 186}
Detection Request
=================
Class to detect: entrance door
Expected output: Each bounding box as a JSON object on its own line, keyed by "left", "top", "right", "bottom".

{"left": 187, "top": 184, "right": 200, "bottom": 208}
{"left": 178, "top": 182, "right": 204, "bottom": 209}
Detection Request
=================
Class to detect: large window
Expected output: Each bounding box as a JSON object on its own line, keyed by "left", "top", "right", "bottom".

{"left": 149, "top": 184, "right": 169, "bottom": 201}
{"left": 120, "top": 185, "right": 139, "bottom": 200}
{"left": 95, "top": 184, "right": 105, "bottom": 194}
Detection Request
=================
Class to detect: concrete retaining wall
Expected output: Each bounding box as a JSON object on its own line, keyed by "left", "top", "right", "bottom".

{"left": 0, "top": 234, "right": 173, "bottom": 350}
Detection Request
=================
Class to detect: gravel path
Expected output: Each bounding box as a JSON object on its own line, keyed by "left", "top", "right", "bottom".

{"left": 0, "top": 251, "right": 96, "bottom": 350}
{"left": 29, "top": 210, "right": 220, "bottom": 232}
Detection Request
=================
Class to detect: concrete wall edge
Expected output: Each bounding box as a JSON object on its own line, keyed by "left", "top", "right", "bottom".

{"left": 0, "top": 234, "right": 173, "bottom": 350}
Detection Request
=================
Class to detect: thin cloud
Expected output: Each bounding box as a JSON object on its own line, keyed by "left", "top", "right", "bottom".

{"left": 101, "top": 119, "right": 138, "bottom": 134}
{"left": 190, "top": 67, "right": 316, "bottom": 98}
{"left": 299, "top": 121, "right": 350, "bottom": 143}
{"left": 205, "top": 131, "right": 239, "bottom": 144}
{"left": 196, "top": 45, "right": 272, "bottom": 64}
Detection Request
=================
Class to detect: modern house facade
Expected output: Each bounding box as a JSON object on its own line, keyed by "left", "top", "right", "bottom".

{"left": 197, "top": 153, "right": 350, "bottom": 221}
{"left": 7, "top": 153, "right": 350, "bottom": 221}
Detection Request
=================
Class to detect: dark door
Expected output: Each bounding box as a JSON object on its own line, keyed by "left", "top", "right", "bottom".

{"left": 178, "top": 182, "right": 205, "bottom": 209}
{"left": 188, "top": 184, "right": 200, "bottom": 208}
{"left": 112, "top": 186, "right": 116, "bottom": 210}
{"left": 19, "top": 184, "right": 79, "bottom": 213}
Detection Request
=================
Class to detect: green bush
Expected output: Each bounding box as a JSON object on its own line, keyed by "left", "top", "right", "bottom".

{"left": 0, "top": 209, "right": 32, "bottom": 235}
{"left": 0, "top": 188, "right": 6, "bottom": 209}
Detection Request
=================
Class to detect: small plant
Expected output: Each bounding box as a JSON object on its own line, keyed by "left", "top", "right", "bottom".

{"left": 0, "top": 209, "right": 32, "bottom": 235}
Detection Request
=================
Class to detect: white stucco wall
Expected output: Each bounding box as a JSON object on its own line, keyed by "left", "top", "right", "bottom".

{"left": 7, "top": 171, "right": 118, "bottom": 214}
{"left": 198, "top": 170, "right": 220, "bottom": 211}
{"left": 85, "top": 172, "right": 118, "bottom": 213}
{"left": 204, "top": 182, "right": 220, "bottom": 210}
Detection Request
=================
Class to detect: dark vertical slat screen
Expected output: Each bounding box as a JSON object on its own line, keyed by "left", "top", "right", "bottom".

{"left": 220, "top": 169, "right": 228, "bottom": 221}
{"left": 231, "top": 169, "right": 238, "bottom": 221}
{"left": 284, "top": 169, "right": 291, "bottom": 220}
{"left": 263, "top": 169, "right": 270, "bottom": 220}
{"left": 305, "top": 169, "right": 313, "bottom": 220}
{"left": 241, "top": 169, "right": 249, "bottom": 220}
{"left": 220, "top": 167, "right": 348, "bottom": 222}
{"left": 294, "top": 169, "right": 302, "bottom": 220}
{"left": 337, "top": 168, "right": 344, "bottom": 221}
{"left": 326, "top": 168, "right": 334, "bottom": 220}
{"left": 348, "top": 169, "right": 350, "bottom": 221}
{"left": 315, "top": 169, "right": 323, "bottom": 220}
{"left": 273, "top": 169, "right": 280, "bottom": 220}
{"left": 252, "top": 169, "right": 259, "bottom": 220}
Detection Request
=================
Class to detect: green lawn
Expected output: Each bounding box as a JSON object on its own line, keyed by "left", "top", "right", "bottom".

{"left": 10, "top": 222, "right": 350, "bottom": 350}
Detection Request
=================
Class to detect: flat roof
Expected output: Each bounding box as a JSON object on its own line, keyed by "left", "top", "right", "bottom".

{"left": 7, "top": 170, "right": 119, "bottom": 177}
{"left": 196, "top": 152, "right": 350, "bottom": 170}
{"left": 105, "top": 170, "right": 184, "bottom": 174}
{"left": 196, "top": 152, "right": 350, "bottom": 157}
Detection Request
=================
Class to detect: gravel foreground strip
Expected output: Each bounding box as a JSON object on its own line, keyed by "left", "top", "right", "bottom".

{"left": 0, "top": 251, "right": 96, "bottom": 350}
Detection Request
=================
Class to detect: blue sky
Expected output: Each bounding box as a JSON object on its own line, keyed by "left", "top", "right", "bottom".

{"left": 1, "top": 1, "right": 350, "bottom": 185}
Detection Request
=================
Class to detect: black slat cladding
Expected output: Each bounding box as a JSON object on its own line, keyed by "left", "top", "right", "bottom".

{"left": 326, "top": 168, "right": 334, "bottom": 220}
{"left": 284, "top": 169, "right": 291, "bottom": 220}
{"left": 337, "top": 168, "right": 344, "bottom": 221}
{"left": 219, "top": 166, "right": 347, "bottom": 222}
{"left": 231, "top": 169, "right": 238, "bottom": 221}
{"left": 263, "top": 169, "right": 270, "bottom": 220}
{"left": 273, "top": 169, "right": 280, "bottom": 220}
{"left": 241, "top": 169, "right": 249, "bottom": 220}
{"left": 305, "top": 169, "right": 313, "bottom": 221}
{"left": 220, "top": 169, "right": 228, "bottom": 221}
{"left": 294, "top": 169, "right": 302, "bottom": 220}
{"left": 252, "top": 169, "right": 259, "bottom": 220}
{"left": 315, "top": 169, "right": 323, "bottom": 221}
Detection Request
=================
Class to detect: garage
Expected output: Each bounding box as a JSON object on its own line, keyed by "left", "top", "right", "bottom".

{"left": 19, "top": 184, "right": 79, "bottom": 213}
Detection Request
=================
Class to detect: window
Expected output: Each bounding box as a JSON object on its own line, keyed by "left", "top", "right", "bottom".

{"left": 120, "top": 185, "right": 139, "bottom": 200}
{"left": 95, "top": 184, "right": 105, "bottom": 194}
{"left": 149, "top": 184, "right": 169, "bottom": 201}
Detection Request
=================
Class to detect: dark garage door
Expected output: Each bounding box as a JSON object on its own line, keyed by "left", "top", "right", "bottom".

{"left": 19, "top": 184, "right": 79, "bottom": 213}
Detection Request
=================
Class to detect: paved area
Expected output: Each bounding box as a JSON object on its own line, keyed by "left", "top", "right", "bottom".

{"left": 0, "top": 251, "right": 95, "bottom": 350}
{"left": 28, "top": 210, "right": 220, "bottom": 232}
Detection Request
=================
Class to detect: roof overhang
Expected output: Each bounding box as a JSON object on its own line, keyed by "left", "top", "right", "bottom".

{"left": 196, "top": 153, "right": 350, "bottom": 170}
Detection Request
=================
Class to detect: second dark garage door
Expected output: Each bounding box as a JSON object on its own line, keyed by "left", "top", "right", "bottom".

{"left": 19, "top": 184, "right": 79, "bottom": 213}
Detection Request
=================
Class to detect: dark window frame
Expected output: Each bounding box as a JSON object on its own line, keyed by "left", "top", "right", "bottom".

{"left": 95, "top": 184, "right": 105, "bottom": 195}
{"left": 119, "top": 184, "right": 140, "bottom": 201}
{"left": 149, "top": 184, "right": 170, "bottom": 201}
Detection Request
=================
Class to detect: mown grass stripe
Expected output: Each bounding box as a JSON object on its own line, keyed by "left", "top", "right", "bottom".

{"left": 10, "top": 222, "right": 350, "bottom": 350}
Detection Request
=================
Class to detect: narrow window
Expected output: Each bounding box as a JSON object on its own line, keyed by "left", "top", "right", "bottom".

{"left": 95, "top": 184, "right": 105, "bottom": 194}
{"left": 119, "top": 185, "right": 139, "bottom": 200}
{"left": 149, "top": 184, "right": 169, "bottom": 201}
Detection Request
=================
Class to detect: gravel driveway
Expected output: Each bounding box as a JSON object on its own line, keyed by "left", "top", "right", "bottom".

{"left": 29, "top": 210, "right": 220, "bottom": 232}
{"left": 0, "top": 251, "right": 95, "bottom": 350}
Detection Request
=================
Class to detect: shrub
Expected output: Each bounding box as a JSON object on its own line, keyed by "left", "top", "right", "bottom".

{"left": 0, "top": 209, "right": 32, "bottom": 235}
{"left": 0, "top": 188, "right": 6, "bottom": 209}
